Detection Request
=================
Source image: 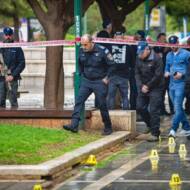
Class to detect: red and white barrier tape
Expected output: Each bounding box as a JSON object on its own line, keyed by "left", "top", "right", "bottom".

{"left": 93, "top": 37, "right": 190, "bottom": 49}
{"left": 0, "top": 37, "right": 190, "bottom": 49}
{"left": 0, "top": 40, "right": 75, "bottom": 48}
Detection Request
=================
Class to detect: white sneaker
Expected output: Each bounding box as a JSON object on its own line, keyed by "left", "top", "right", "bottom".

{"left": 168, "top": 129, "right": 176, "bottom": 138}
{"left": 176, "top": 129, "right": 190, "bottom": 137}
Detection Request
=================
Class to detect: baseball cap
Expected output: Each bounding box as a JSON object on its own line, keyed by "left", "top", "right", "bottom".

{"left": 137, "top": 41, "right": 149, "bottom": 54}
{"left": 136, "top": 30, "right": 145, "bottom": 39}
{"left": 168, "top": 35, "right": 178, "bottom": 44}
{"left": 102, "top": 19, "right": 112, "bottom": 29}
{"left": 3, "top": 27, "right": 14, "bottom": 36}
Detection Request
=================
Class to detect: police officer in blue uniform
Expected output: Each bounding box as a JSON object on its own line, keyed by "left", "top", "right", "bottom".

{"left": 63, "top": 34, "right": 115, "bottom": 135}
{"left": 0, "top": 27, "right": 25, "bottom": 108}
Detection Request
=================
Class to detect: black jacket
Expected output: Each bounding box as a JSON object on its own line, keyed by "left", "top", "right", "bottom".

{"left": 79, "top": 44, "right": 115, "bottom": 80}
{"left": 135, "top": 50, "right": 164, "bottom": 91}
{"left": 0, "top": 47, "right": 25, "bottom": 80}
{"left": 110, "top": 44, "right": 133, "bottom": 78}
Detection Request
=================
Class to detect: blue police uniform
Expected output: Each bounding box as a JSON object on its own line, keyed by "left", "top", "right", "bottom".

{"left": 64, "top": 44, "right": 115, "bottom": 134}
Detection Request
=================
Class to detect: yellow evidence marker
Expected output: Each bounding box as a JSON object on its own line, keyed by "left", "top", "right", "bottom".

{"left": 178, "top": 144, "right": 187, "bottom": 160}
{"left": 169, "top": 173, "right": 182, "bottom": 186}
{"left": 149, "top": 149, "right": 159, "bottom": 169}
{"left": 85, "top": 154, "right": 97, "bottom": 166}
{"left": 33, "top": 184, "right": 42, "bottom": 190}
{"left": 168, "top": 137, "right": 176, "bottom": 153}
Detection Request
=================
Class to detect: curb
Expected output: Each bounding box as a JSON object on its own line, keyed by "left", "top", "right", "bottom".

{"left": 0, "top": 131, "right": 130, "bottom": 186}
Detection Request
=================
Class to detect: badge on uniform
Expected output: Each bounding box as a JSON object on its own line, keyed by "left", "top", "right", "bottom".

{"left": 107, "top": 53, "right": 113, "bottom": 60}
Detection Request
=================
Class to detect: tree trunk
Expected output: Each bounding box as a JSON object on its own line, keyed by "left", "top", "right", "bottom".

{"left": 44, "top": 24, "right": 65, "bottom": 110}
{"left": 13, "top": 15, "right": 20, "bottom": 41}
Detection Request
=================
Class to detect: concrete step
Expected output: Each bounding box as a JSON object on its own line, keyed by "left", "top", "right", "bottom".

{"left": 20, "top": 73, "right": 74, "bottom": 89}
{"left": 23, "top": 47, "right": 75, "bottom": 60}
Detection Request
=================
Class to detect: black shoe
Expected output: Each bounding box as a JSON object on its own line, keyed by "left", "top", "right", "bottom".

{"left": 63, "top": 125, "right": 78, "bottom": 133}
{"left": 187, "top": 135, "right": 190, "bottom": 140}
{"left": 102, "top": 128, "right": 113, "bottom": 136}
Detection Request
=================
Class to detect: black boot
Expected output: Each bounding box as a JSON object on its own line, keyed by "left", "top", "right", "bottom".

{"left": 63, "top": 125, "right": 78, "bottom": 133}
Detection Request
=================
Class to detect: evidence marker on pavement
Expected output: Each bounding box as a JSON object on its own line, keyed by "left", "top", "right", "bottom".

{"left": 178, "top": 144, "right": 187, "bottom": 160}
{"left": 168, "top": 137, "right": 176, "bottom": 153}
{"left": 169, "top": 173, "right": 182, "bottom": 186}
{"left": 149, "top": 149, "right": 159, "bottom": 170}
{"left": 85, "top": 154, "right": 97, "bottom": 166}
{"left": 33, "top": 184, "right": 42, "bottom": 190}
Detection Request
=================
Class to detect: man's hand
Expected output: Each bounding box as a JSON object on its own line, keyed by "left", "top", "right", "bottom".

{"left": 174, "top": 72, "right": 183, "bottom": 80}
{"left": 102, "top": 77, "right": 109, "bottom": 85}
{"left": 142, "top": 85, "right": 149, "bottom": 93}
{"left": 164, "top": 72, "right": 170, "bottom": 78}
{"left": 5, "top": 75, "right": 13, "bottom": 82}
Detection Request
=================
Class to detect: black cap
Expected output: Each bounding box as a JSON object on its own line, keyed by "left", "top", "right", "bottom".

{"left": 102, "top": 19, "right": 112, "bottom": 29}
{"left": 3, "top": 27, "right": 13, "bottom": 36}
{"left": 136, "top": 30, "right": 145, "bottom": 39}
{"left": 168, "top": 35, "right": 178, "bottom": 44}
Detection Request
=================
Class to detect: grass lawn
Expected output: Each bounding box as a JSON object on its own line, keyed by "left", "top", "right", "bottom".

{"left": 0, "top": 124, "right": 101, "bottom": 165}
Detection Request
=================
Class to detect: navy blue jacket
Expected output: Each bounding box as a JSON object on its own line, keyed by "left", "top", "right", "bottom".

{"left": 79, "top": 44, "right": 115, "bottom": 80}
{"left": 0, "top": 47, "right": 25, "bottom": 80}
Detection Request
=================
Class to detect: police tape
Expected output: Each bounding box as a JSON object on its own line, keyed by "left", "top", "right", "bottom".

{"left": 0, "top": 40, "right": 75, "bottom": 48}
{"left": 93, "top": 37, "right": 190, "bottom": 49}
{"left": 0, "top": 37, "right": 190, "bottom": 49}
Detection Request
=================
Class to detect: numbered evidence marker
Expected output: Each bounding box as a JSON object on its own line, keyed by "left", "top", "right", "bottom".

{"left": 85, "top": 154, "right": 97, "bottom": 166}
{"left": 169, "top": 173, "right": 182, "bottom": 186}
{"left": 178, "top": 144, "right": 187, "bottom": 160}
{"left": 168, "top": 137, "right": 176, "bottom": 153}
{"left": 33, "top": 184, "right": 42, "bottom": 190}
{"left": 149, "top": 149, "right": 159, "bottom": 170}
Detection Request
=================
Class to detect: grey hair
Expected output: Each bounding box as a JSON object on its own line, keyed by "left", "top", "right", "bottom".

{"left": 81, "top": 34, "right": 93, "bottom": 42}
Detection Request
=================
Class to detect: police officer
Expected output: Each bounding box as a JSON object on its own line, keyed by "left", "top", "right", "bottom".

{"left": 136, "top": 41, "right": 164, "bottom": 142}
{"left": 63, "top": 34, "right": 115, "bottom": 135}
{"left": 0, "top": 27, "right": 25, "bottom": 108}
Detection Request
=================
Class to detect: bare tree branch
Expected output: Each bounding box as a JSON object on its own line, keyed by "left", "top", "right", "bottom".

{"left": 27, "top": 0, "right": 48, "bottom": 26}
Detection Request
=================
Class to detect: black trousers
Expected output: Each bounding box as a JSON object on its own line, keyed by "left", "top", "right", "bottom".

{"left": 160, "top": 78, "right": 174, "bottom": 114}
{"left": 136, "top": 88, "right": 162, "bottom": 137}
{"left": 71, "top": 78, "right": 112, "bottom": 130}
{"left": 129, "top": 69, "right": 138, "bottom": 110}
{"left": 0, "top": 80, "right": 18, "bottom": 108}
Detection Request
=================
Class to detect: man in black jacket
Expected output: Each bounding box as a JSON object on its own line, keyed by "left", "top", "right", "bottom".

{"left": 107, "top": 31, "right": 132, "bottom": 109}
{"left": 63, "top": 34, "right": 115, "bottom": 135}
{"left": 154, "top": 33, "right": 173, "bottom": 116}
{"left": 136, "top": 41, "right": 164, "bottom": 142}
{"left": 0, "top": 27, "right": 25, "bottom": 108}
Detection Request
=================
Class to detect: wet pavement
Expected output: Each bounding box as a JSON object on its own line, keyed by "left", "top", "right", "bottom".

{"left": 56, "top": 119, "right": 190, "bottom": 190}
